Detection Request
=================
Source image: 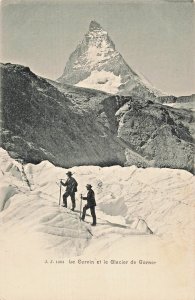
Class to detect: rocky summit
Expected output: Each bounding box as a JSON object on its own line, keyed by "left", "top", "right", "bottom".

{"left": 1, "top": 63, "right": 194, "bottom": 173}
{"left": 57, "top": 20, "right": 162, "bottom": 99}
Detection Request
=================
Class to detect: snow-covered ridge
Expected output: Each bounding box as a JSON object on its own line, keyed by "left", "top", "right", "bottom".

{"left": 72, "top": 22, "right": 119, "bottom": 72}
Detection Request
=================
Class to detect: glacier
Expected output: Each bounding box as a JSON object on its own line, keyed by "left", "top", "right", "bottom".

{"left": 0, "top": 147, "right": 194, "bottom": 299}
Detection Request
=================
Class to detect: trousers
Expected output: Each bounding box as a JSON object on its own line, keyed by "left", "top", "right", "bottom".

{"left": 82, "top": 204, "right": 96, "bottom": 225}
{"left": 63, "top": 191, "right": 76, "bottom": 209}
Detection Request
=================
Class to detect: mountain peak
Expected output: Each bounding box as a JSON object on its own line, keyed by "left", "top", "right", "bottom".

{"left": 89, "top": 20, "right": 103, "bottom": 31}
{"left": 58, "top": 22, "right": 162, "bottom": 98}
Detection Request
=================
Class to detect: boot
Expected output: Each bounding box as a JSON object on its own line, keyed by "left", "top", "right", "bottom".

{"left": 81, "top": 207, "right": 86, "bottom": 221}
{"left": 71, "top": 200, "right": 76, "bottom": 211}
{"left": 62, "top": 198, "right": 67, "bottom": 208}
{"left": 91, "top": 215, "right": 96, "bottom": 226}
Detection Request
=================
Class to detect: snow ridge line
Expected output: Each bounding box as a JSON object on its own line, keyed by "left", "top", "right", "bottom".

{"left": 21, "top": 163, "right": 32, "bottom": 191}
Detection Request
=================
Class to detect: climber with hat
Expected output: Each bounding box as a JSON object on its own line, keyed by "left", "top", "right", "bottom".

{"left": 81, "top": 184, "right": 96, "bottom": 226}
{"left": 60, "top": 171, "right": 78, "bottom": 211}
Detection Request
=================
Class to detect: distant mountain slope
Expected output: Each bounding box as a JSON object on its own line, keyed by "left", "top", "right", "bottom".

{"left": 1, "top": 63, "right": 194, "bottom": 173}
{"left": 157, "top": 94, "right": 195, "bottom": 104}
{"left": 116, "top": 97, "right": 194, "bottom": 172}
{"left": 1, "top": 63, "right": 125, "bottom": 167}
{"left": 157, "top": 94, "right": 195, "bottom": 111}
{"left": 58, "top": 20, "right": 162, "bottom": 99}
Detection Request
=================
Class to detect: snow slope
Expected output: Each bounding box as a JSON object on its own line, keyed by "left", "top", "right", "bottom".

{"left": 0, "top": 148, "right": 195, "bottom": 300}
{"left": 0, "top": 147, "right": 194, "bottom": 252}
{"left": 76, "top": 70, "right": 122, "bottom": 94}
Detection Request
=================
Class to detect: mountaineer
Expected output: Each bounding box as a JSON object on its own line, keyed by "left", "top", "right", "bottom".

{"left": 81, "top": 184, "right": 96, "bottom": 226}
{"left": 60, "top": 171, "right": 78, "bottom": 211}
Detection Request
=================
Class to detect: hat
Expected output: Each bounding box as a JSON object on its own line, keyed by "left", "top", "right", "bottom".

{"left": 66, "top": 171, "right": 73, "bottom": 176}
{"left": 86, "top": 184, "right": 92, "bottom": 188}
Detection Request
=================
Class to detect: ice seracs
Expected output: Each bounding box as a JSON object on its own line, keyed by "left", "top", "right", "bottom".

{"left": 1, "top": 148, "right": 194, "bottom": 299}
{"left": 1, "top": 147, "right": 194, "bottom": 257}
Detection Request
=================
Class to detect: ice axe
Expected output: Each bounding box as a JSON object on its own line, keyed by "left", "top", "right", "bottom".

{"left": 80, "top": 194, "right": 83, "bottom": 221}
{"left": 58, "top": 182, "right": 62, "bottom": 206}
{"left": 57, "top": 179, "right": 66, "bottom": 206}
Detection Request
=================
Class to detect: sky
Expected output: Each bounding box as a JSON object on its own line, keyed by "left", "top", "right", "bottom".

{"left": 1, "top": 0, "right": 194, "bottom": 96}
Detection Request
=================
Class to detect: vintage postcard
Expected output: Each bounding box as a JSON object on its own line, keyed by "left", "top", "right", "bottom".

{"left": 0, "top": 1, "right": 194, "bottom": 299}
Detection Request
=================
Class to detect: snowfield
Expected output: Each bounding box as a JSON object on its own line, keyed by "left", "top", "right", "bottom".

{"left": 76, "top": 70, "right": 122, "bottom": 94}
{"left": 0, "top": 147, "right": 194, "bottom": 300}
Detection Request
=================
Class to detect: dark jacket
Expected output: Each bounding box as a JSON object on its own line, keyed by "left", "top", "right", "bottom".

{"left": 83, "top": 189, "right": 96, "bottom": 207}
{"left": 62, "top": 177, "right": 77, "bottom": 194}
